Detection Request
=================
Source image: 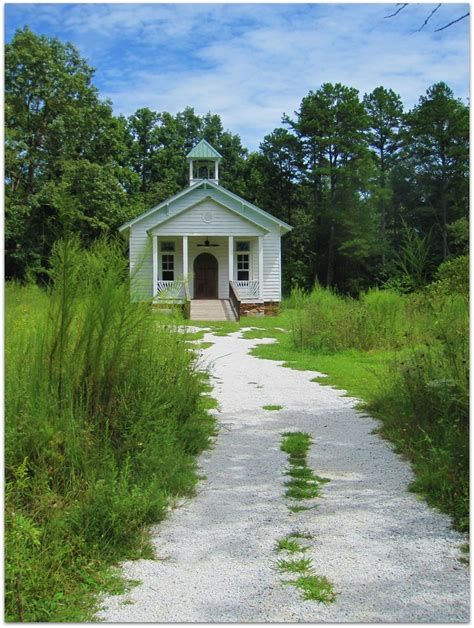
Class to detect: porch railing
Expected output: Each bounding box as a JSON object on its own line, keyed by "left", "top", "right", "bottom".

{"left": 155, "top": 280, "right": 186, "bottom": 301}
{"left": 230, "top": 280, "right": 260, "bottom": 301}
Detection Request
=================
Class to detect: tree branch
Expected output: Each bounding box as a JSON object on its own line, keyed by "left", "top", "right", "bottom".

{"left": 435, "top": 12, "right": 469, "bottom": 31}
{"left": 417, "top": 4, "right": 441, "bottom": 31}
{"left": 384, "top": 4, "right": 408, "bottom": 19}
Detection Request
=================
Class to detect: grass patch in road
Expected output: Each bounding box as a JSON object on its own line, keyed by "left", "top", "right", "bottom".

{"left": 276, "top": 531, "right": 337, "bottom": 605}
{"left": 174, "top": 313, "right": 292, "bottom": 338}
{"left": 241, "top": 328, "right": 283, "bottom": 340}
{"left": 277, "top": 558, "right": 312, "bottom": 574}
{"left": 284, "top": 480, "right": 321, "bottom": 500}
{"left": 281, "top": 432, "right": 312, "bottom": 457}
{"left": 182, "top": 329, "right": 207, "bottom": 341}
{"left": 262, "top": 404, "right": 283, "bottom": 411}
{"left": 280, "top": 432, "right": 329, "bottom": 504}
{"left": 283, "top": 574, "right": 337, "bottom": 604}
{"left": 276, "top": 536, "right": 310, "bottom": 553}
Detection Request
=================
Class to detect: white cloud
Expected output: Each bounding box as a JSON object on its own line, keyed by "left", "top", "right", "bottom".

{"left": 6, "top": 3, "right": 469, "bottom": 149}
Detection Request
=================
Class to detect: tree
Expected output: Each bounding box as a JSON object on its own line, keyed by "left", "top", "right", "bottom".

{"left": 405, "top": 82, "right": 469, "bottom": 262}
{"left": 286, "top": 83, "right": 375, "bottom": 289}
{"left": 363, "top": 86, "right": 404, "bottom": 265}
{"left": 5, "top": 28, "right": 128, "bottom": 279}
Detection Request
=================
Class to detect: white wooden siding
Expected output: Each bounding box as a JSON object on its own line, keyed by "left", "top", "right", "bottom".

{"left": 150, "top": 199, "right": 266, "bottom": 237}
{"left": 262, "top": 233, "right": 281, "bottom": 301}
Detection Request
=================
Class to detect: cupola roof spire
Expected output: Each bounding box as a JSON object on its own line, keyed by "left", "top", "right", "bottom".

{"left": 186, "top": 139, "right": 222, "bottom": 185}
{"left": 186, "top": 139, "right": 222, "bottom": 160}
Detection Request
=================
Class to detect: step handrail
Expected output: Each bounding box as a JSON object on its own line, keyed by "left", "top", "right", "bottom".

{"left": 229, "top": 283, "right": 241, "bottom": 322}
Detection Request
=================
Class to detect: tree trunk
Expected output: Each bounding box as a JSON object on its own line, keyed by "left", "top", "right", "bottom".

{"left": 441, "top": 189, "right": 448, "bottom": 260}
{"left": 326, "top": 220, "right": 335, "bottom": 286}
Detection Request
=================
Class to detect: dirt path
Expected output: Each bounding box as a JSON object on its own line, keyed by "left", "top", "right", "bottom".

{"left": 98, "top": 330, "right": 469, "bottom": 622}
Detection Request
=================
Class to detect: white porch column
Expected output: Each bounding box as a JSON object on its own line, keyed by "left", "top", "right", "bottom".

{"left": 152, "top": 235, "right": 158, "bottom": 298}
{"left": 228, "top": 236, "right": 234, "bottom": 283}
{"left": 182, "top": 235, "right": 188, "bottom": 282}
{"left": 189, "top": 161, "right": 193, "bottom": 185}
{"left": 258, "top": 235, "right": 264, "bottom": 300}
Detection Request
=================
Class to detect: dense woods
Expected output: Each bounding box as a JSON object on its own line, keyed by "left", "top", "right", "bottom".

{"left": 6, "top": 28, "right": 469, "bottom": 294}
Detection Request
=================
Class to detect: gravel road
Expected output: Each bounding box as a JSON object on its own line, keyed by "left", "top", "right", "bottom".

{"left": 98, "top": 329, "right": 469, "bottom": 622}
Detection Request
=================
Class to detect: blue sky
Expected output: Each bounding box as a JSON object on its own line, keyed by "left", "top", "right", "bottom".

{"left": 5, "top": 3, "right": 470, "bottom": 150}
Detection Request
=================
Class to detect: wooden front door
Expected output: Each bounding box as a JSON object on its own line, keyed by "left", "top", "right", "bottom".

{"left": 194, "top": 253, "right": 218, "bottom": 299}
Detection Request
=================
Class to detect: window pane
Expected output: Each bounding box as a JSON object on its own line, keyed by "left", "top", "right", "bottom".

{"left": 236, "top": 241, "right": 250, "bottom": 252}
{"left": 162, "top": 254, "right": 174, "bottom": 275}
{"left": 161, "top": 241, "right": 175, "bottom": 252}
{"left": 237, "top": 254, "right": 249, "bottom": 270}
{"left": 237, "top": 270, "right": 249, "bottom": 281}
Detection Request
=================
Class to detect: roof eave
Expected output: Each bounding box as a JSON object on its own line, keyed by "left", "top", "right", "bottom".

{"left": 206, "top": 181, "right": 293, "bottom": 231}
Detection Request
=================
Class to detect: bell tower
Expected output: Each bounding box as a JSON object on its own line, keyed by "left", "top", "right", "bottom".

{"left": 186, "top": 139, "right": 223, "bottom": 186}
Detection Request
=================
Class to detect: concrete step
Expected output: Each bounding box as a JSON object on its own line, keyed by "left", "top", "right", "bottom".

{"left": 190, "top": 299, "right": 237, "bottom": 322}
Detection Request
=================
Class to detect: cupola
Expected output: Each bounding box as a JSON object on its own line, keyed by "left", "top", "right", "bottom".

{"left": 186, "top": 139, "right": 222, "bottom": 186}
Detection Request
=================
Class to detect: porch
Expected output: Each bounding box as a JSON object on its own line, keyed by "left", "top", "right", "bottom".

{"left": 151, "top": 234, "right": 264, "bottom": 307}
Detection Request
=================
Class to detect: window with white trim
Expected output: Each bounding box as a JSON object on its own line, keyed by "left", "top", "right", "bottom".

{"left": 236, "top": 241, "right": 250, "bottom": 281}
{"left": 160, "top": 241, "right": 175, "bottom": 281}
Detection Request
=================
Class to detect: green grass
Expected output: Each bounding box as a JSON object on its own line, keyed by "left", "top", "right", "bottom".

{"left": 280, "top": 432, "right": 329, "bottom": 504}
{"left": 252, "top": 338, "right": 390, "bottom": 403}
{"left": 5, "top": 238, "right": 217, "bottom": 621}
{"left": 181, "top": 329, "right": 207, "bottom": 341}
{"left": 284, "top": 481, "right": 321, "bottom": 500}
{"left": 262, "top": 404, "right": 283, "bottom": 411}
{"left": 281, "top": 432, "right": 312, "bottom": 457}
{"left": 175, "top": 312, "right": 292, "bottom": 338}
{"left": 283, "top": 574, "right": 337, "bottom": 604}
{"left": 276, "top": 558, "right": 312, "bottom": 573}
{"left": 276, "top": 532, "right": 336, "bottom": 605}
{"left": 276, "top": 536, "right": 310, "bottom": 553}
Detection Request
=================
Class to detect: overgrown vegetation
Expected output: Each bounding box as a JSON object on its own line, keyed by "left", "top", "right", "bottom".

{"left": 254, "top": 261, "right": 469, "bottom": 531}
{"left": 5, "top": 238, "right": 216, "bottom": 621}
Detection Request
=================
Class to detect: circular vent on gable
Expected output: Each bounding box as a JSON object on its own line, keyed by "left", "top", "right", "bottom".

{"left": 202, "top": 211, "right": 213, "bottom": 224}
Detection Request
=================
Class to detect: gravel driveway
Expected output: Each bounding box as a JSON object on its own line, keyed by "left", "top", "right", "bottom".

{"left": 98, "top": 329, "right": 469, "bottom": 622}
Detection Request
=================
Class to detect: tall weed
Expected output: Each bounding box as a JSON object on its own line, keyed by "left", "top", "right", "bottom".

{"left": 5, "top": 237, "right": 216, "bottom": 621}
